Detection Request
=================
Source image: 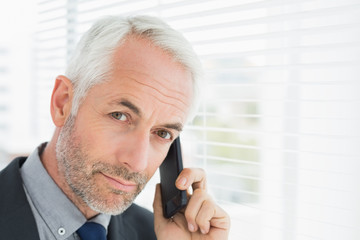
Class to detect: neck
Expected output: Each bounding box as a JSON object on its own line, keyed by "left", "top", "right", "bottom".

{"left": 40, "top": 131, "right": 99, "bottom": 219}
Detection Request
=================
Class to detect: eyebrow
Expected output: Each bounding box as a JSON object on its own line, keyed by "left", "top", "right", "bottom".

{"left": 114, "top": 99, "right": 142, "bottom": 116}
{"left": 161, "top": 123, "right": 183, "bottom": 132}
{"left": 111, "top": 99, "right": 184, "bottom": 132}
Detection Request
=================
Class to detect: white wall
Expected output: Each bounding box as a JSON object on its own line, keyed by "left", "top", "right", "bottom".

{"left": 0, "top": 1, "right": 38, "bottom": 163}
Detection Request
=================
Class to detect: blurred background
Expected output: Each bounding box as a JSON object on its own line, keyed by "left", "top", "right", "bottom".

{"left": 1, "top": 0, "right": 360, "bottom": 239}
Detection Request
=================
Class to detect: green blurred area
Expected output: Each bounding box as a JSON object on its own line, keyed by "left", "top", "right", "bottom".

{"left": 190, "top": 99, "right": 261, "bottom": 203}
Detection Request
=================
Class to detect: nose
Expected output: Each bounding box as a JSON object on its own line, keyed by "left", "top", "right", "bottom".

{"left": 120, "top": 131, "right": 149, "bottom": 173}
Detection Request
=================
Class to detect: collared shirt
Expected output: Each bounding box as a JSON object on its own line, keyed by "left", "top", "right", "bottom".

{"left": 20, "top": 143, "right": 111, "bottom": 240}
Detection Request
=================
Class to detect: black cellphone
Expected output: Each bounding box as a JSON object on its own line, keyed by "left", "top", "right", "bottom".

{"left": 159, "top": 137, "right": 188, "bottom": 218}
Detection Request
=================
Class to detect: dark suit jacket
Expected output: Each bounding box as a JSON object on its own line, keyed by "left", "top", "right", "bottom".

{"left": 0, "top": 157, "right": 157, "bottom": 240}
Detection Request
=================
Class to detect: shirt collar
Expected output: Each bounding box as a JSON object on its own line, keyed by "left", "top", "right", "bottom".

{"left": 20, "top": 143, "right": 111, "bottom": 239}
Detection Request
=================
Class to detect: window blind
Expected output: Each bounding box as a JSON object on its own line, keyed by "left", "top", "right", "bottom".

{"left": 33, "top": 0, "right": 360, "bottom": 239}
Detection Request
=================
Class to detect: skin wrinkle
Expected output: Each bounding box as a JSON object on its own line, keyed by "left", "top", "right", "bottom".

{"left": 109, "top": 93, "right": 183, "bottom": 127}
{"left": 110, "top": 99, "right": 184, "bottom": 132}
{"left": 115, "top": 69, "right": 190, "bottom": 108}
{"left": 128, "top": 83, "right": 189, "bottom": 116}
{"left": 131, "top": 77, "right": 189, "bottom": 109}
{"left": 108, "top": 93, "right": 143, "bottom": 108}
{"left": 139, "top": 95, "right": 185, "bottom": 118}
{"left": 110, "top": 72, "right": 189, "bottom": 113}
{"left": 106, "top": 84, "right": 189, "bottom": 120}
{"left": 110, "top": 37, "right": 193, "bottom": 121}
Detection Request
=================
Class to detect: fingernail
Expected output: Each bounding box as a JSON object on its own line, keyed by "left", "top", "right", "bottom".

{"left": 201, "top": 228, "right": 207, "bottom": 234}
{"left": 188, "top": 223, "right": 195, "bottom": 232}
{"left": 178, "top": 177, "right": 187, "bottom": 186}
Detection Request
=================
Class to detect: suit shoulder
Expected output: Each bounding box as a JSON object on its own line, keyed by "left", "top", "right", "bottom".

{"left": 109, "top": 204, "right": 156, "bottom": 240}
{"left": 122, "top": 203, "right": 154, "bottom": 226}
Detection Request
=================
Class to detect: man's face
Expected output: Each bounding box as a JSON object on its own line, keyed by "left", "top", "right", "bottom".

{"left": 56, "top": 36, "right": 193, "bottom": 215}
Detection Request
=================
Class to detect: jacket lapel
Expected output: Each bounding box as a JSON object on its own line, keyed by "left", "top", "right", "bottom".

{"left": 0, "top": 157, "right": 40, "bottom": 240}
{"left": 107, "top": 215, "right": 128, "bottom": 240}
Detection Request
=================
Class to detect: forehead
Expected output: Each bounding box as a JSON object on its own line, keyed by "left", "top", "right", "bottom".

{"left": 112, "top": 35, "right": 191, "bottom": 88}
{"left": 85, "top": 36, "right": 193, "bottom": 123}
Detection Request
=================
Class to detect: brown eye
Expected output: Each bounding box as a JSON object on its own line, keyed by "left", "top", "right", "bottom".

{"left": 157, "top": 130, "right": 171, "bottom": 139}
{"left": 111, "top": 112, "right": 127, "bottom": 121}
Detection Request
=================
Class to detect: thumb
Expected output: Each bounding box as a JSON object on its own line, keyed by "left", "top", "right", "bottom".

{"left": 153, "top": 184, "right": 167, "bottom": 227}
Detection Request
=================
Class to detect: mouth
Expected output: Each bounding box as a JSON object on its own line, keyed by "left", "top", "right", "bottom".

{"left": 100, "top": 172, "right": 137, "bottom": 192}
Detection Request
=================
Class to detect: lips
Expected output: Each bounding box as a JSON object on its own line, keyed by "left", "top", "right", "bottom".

{"left": 100, "top": 172, "right": 137, "bottom": 192}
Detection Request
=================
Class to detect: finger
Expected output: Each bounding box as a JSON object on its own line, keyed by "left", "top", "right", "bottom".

{"left": 207, "top": 205, "right": 231, "bottom": 240}
{"left": 209, "top": 205, "right": 231, "bottom": 232}
{"left": 183, "top": 188, "right": 208, "bottom": 232}
{"left": 176, "top": 168, "right": 207, "bottom": 191}
{"left": 186, "top": 190, "right": 231, "bottom": 236}
{"left": 195, "top": 199, "right": 216, "bottom": 234}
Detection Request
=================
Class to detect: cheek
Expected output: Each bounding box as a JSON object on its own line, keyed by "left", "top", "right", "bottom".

{"left": 75, "top": 116, "right": 118, "bottom": 152}
{"left": 145, "top": 147, "right": 169, "bottom": 177}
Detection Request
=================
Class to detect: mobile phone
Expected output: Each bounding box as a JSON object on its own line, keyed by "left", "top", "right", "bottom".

{"left": 159, "top": 137, "right": 188, "bottom": 218}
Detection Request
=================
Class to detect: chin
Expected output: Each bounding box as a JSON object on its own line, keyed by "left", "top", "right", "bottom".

{"left": 85, "top": 190, "right": 140, "bottom": 215}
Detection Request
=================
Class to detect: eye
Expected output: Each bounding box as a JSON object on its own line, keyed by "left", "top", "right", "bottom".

{"left": 111, "top": 112, "right": 128, "bottom": 121}
{"left": 156, "top": 130, "right": 172, "bottom": 140}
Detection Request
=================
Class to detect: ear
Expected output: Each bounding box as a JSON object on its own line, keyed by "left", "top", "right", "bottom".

{"left": 50, "top": 75, "right": 73, "bottom": 127}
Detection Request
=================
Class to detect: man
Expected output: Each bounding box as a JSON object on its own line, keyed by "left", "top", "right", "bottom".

{"left": 0, "top": 16, "right": 230, "bottom": 239}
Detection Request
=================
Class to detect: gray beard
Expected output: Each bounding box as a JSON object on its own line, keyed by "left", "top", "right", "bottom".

{"left": 55, "top": 115, "right": 147, "bottom": 215}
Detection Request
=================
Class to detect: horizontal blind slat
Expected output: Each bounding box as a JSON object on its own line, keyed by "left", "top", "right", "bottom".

{"left": 191, "top": 140, "right": 359, "bottom": 158}
{"left": 191, "top": 24, "right": 360, "bottom": 45}
{"left": 176, "top": 4, "right": 360, "bottom": 32}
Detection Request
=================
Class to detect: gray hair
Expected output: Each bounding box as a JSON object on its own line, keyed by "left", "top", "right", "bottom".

{"left": 65, "top": 15, "right": 202, "bottom": 121}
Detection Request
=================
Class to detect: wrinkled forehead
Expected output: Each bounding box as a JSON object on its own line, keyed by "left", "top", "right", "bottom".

{"left": 76, "top": 36, "right": 194, "bottom": 126}
{"left": 113, "top": 71, "right": 192, "bottom": 116}
{"left": 112, "top": 35, "right": 189, "bottom": 80}
{"left": 110, "top": 36, "right": 193, "bottom": 110}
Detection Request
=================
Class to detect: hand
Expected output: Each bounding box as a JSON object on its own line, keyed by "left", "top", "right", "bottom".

{"left": 153, "top": 168, "right": 230, "bottom": 240}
